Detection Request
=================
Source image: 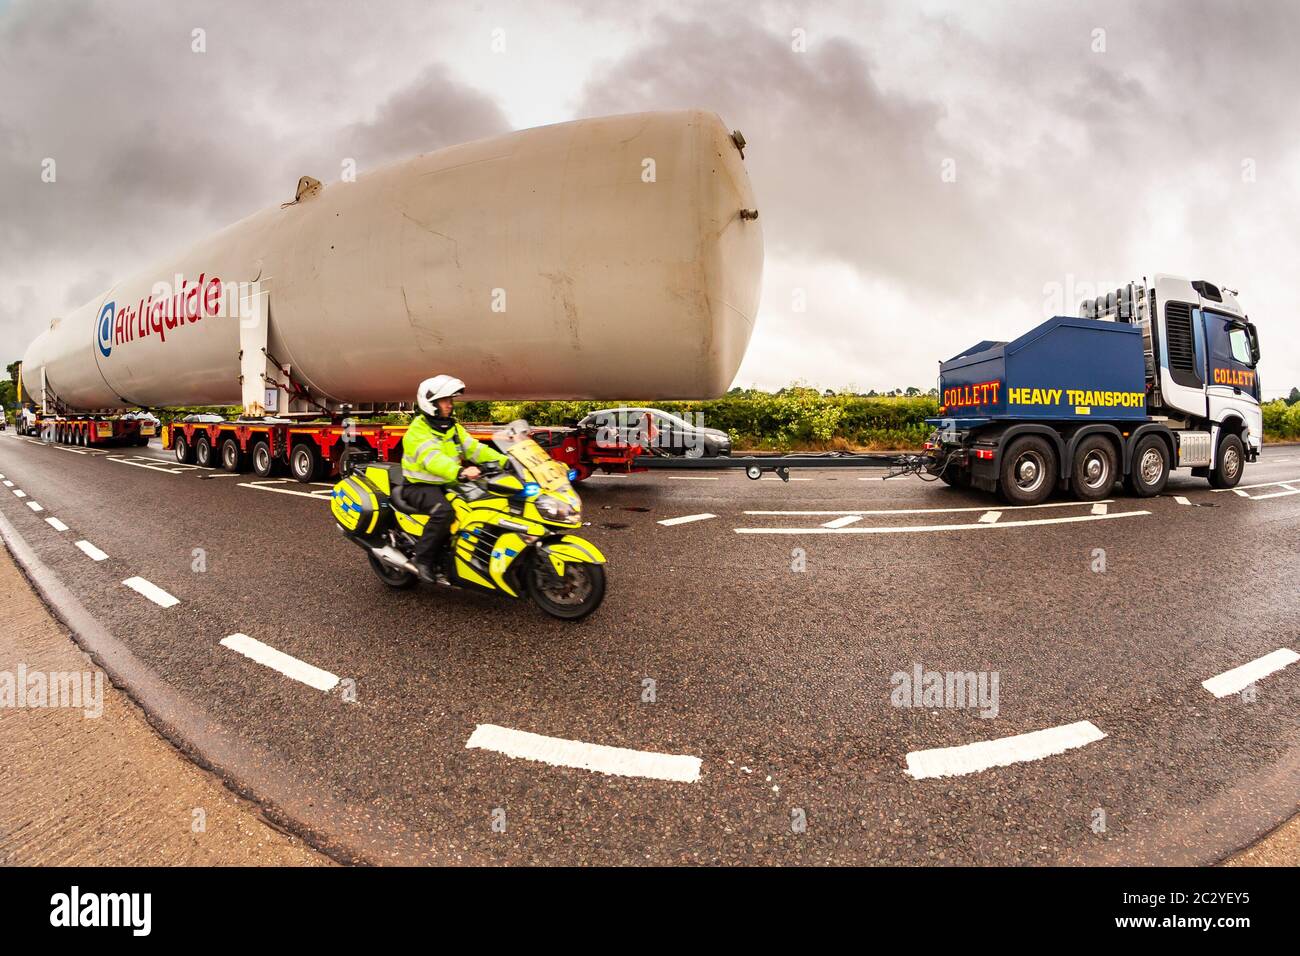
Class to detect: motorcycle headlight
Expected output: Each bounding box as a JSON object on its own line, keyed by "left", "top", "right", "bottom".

{"left": 535, "top": 495, "right": 578, "bottom": 522}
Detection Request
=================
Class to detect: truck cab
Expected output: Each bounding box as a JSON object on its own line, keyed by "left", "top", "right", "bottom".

{"left": 926, "top": 274, "right": 1262, "bottom": 505}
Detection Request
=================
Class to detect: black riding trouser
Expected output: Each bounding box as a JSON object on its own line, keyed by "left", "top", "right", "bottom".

{"left": 400, "top": 483, "right": 454, "bottom": 567}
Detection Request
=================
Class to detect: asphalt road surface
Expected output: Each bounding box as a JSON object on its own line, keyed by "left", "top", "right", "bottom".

{"left": 2, "top": 430, "right": 1297, "bottom": 865}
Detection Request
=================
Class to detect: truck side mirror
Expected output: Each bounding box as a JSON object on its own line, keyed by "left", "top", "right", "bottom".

{"left": 1247, "top": 323, "right": 1261, "bottom": 365}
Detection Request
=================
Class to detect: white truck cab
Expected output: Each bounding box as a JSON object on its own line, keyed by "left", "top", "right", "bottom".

{"left": 1079, "top": 274, "right": 1262, "bottom": 486}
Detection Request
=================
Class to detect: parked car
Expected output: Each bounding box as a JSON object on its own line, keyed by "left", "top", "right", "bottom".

{"left": 577, "top": 407, "right": 732, "bottom": 458}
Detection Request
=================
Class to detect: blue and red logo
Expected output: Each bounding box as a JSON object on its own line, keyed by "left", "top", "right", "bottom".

{"left": 97, "top": 301, "right": 116, "bottom": 357}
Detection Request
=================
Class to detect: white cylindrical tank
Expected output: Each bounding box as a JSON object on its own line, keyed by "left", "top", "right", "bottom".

{"left": 22, "top": 109, "right": 763, "bottom": 409}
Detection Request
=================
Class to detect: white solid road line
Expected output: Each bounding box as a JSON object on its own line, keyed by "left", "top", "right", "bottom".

{"left": 1202, "top": 648, "right": 1300, "bottom": 699}
{"left": 905, "top": 720, "right": 1107, "bottom": 780}
{"left": 977, "top": 510, "right": 1001, "bottom": 524}
{"left": 219, "top": 634, "right": 340, "bottom": 692}
{"left": 122, "top": 576, "right": 180, "bottom": 608}
{"left": 746, "top": 499, "right": 1114, "bottom": 516}
{"left": 74, "top": 540, "right": 109, "bottom": 562}
{"left": 465, "top": 724, "right": 702, "bottom": 783}
{"left": 657, "top": 513, "right": 717, "bottom": 526}
{"left": 735, "top": 510, "right": 1150, "bottom": 534}
{"left": 44, "top": 517, "right": 69, "bottom": 532}
{"left": 53, "top": 446, "right": 87, "bottom": 454}
{"left": 1216, "top": 475, "right": 1300, "bottom": 492}
{"left": 25, "top": 501, "right": 43, "bottom": 512}
{"left": 822, "top": 514, "right": 863, "bottom": 528}
{"left": 668, "top": 475, "right": 720, "bottom": 480}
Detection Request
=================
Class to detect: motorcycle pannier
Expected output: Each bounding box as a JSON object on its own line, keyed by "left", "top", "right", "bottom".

{"left": 331, "top": 472, "right": 386, "bottom": 536}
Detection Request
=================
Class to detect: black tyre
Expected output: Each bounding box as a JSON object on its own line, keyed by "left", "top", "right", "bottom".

{"left": 525, "top": 558, "right": 606, "bottom": 620}
{"left": 1070, "top": 435, "right": 1117, "bottom": 501}
{"left": 220, "top": 437, "right": 246, "bottom": 473}
{"left": 174, "top": 432, "right": 194, "bottom": 464}
{"left": 1125, "top": 434, "right": 1170, "bottom": 497}
{"left": 1208, "top": 433, "right": 1245, "bottom": 489}
{"left": 366, "top": 552, "right": 417, "bottom": 589}
{"left": 997, "top": 435, "right": 1057, "bottom": 506}
{"left": 194, "top": 434, "right": 214, "bottom": 467}
{"left": 251, "top": 439, "right": 275, "bottom": 478}
{"left": 290, "top": 443, "right": 321, "bottom": 483}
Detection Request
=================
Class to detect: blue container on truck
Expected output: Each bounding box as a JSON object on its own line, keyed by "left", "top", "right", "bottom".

{"left": 934, "top": 316, "right": 1148, "bottom": 426}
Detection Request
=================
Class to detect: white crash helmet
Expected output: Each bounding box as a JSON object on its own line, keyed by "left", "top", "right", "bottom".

{"left": 416, "top": 375, "right": 466, "bottom": 415}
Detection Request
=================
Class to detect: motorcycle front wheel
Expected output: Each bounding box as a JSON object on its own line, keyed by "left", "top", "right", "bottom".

{"left": 525, "top": 560, "right": 606, "bottom": 620}
{"left": 367, "top": 552, "right": 417, "bottom": 589}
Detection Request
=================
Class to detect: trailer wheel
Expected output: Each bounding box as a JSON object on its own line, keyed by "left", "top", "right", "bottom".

{"left": 194, "top": 434, "right": 214, "bottom": 468}
{"left": 1070, "top": 436, "right": 1116, "bottom": 501}
{"left": 174, "top": 433, "right": 194, "bottom": 464}
{"left": 290, "top": 443, "right": 322, "bottom": 483}
{"left": 251, "top": 440, "right": 274, "bottom": 478}
{"left": 1208, "top": 433, "right": 1245, "bottom": 490}
{"left": 1125, "top": 434, "right": 1170, "bottom": 497}
{"left": 998, "top": 436, "right": 1057, "bottom": 506}
{"left": 220, "top": 437, "right": 246, "bottom": 473}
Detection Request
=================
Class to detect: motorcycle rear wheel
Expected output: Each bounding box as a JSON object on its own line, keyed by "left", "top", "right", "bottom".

{"left": 525, "top": 560, "right": 606, "bottom": 620}
{"left": 367, "top": 552, "right": 418, "bottom": 589}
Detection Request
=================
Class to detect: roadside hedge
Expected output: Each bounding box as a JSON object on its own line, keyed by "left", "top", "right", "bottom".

{"left": 1262, "top": 400, "right": 1300, "bottom": 441}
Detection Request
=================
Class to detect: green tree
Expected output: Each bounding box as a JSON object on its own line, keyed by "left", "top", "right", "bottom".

{"left": 1287, "top": 386, "right": 1300, "bottom": 406}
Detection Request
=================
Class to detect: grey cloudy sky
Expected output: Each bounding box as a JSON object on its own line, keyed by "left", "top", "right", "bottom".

{"left": 2, "top": 0, "right": 1297, "bottom": 396}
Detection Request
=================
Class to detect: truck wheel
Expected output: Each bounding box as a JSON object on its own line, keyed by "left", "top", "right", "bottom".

{"left": 1070, "top": 436, "right": 1116, "bottom": 501}
{"left": 1208, "top": 433, "right": 1245, "bottom": 489}
{"left": 174, "top": 433, "right": 194, "bottom": 464}
{"left": 251, "top": 440, "right": 274, "bottom": 478}
{"left": 998, "top": 436, "right": 1057, "bottom": 506}
{"left": 194, "top": 434, "right": 214, "bottom": 467}
{"left": 1125, "top": 434, "right": 1170, "bottom": 497}
{"left": 290, "top": 443, "right": 321, "bottom": 483}
{"left": 220, "top": 437, "right": 246, "bottom": 473}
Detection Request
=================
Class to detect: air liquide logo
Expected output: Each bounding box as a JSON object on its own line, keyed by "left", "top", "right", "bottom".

{"left": 97, "top": 301, "right": 115, "bottom": 357}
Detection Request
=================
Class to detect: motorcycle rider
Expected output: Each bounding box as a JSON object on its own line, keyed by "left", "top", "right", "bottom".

{"left": 401, "top": 375, "right": 509, "bottom": 584}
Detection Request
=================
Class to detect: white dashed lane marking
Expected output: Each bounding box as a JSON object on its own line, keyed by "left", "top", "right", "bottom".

{"left": 905, "top": 720, "right": 1107, "bottom": 780}
{"left": 13, "top": 489, "right": 27, "bottom": 498}
{"left": 656, "top": 513, "right": 717, "bottom": 527}
{"left": 466, "top": 724, "right": 702, "bottom": 783}
{"left": 74, "top": 540, "right": 109, "bottom": 561}
{"left": 977, "top": 510, "right": 1001, "bottom": 524}
{"left": 219, "top": 634, "right": 340, "bottom": 692}
{"left": 122, "top": 576, "right": 180, "bottom": 608}
{"left": 44, "top": 517, "right": 69, "bottom": 532}
{"left": 25, "top": 501, "right": 43, "bottom": 512}
{"left": 1202, "top": 648, "right": 1300, "bottom": 698}
{"left": 1174, "top": 495, "right": 1192, "bottom": 505}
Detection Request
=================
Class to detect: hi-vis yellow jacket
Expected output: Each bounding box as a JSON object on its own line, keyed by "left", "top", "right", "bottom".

{"left": 401, "top": 415, "right": 508, "bottom": 485}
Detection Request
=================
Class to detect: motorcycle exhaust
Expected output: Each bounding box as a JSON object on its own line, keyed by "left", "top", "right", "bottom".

{"left": 370, "top": 545, "right": 420, "bottom": 575}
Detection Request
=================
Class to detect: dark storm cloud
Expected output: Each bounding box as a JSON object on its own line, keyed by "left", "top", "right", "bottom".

{"left": 0, "top": 0, "right": 510, "bottom": 357}
{"left": 575, "top": 2, "right": 1300, "bottom": 391}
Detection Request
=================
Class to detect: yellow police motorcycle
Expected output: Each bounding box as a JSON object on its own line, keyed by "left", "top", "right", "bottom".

{"left": 330, "top": 421, "right": 606, "bottom": 620}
